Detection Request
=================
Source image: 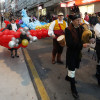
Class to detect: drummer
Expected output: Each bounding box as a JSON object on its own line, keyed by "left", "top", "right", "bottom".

{"left": 48, "top": 12, "right": 68, "bottom": 64}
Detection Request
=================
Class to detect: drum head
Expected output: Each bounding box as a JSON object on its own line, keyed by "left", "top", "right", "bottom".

{"left": 57, "top": 35, "right": 65, "bottom": 41}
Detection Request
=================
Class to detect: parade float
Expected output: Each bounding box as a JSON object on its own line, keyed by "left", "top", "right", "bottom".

{"left": 0, "top": 9, "right": 50, "bottom": 50}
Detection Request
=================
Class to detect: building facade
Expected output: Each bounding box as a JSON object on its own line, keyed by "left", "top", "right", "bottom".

{"left": 4, "top": 0, "right": 100, "bottom": 18}
{"left": 65, "top": 0, "right": 100, "bottom": 18}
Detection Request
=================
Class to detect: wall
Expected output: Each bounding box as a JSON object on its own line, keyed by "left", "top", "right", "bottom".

{"left": 94, "top": 2, "right": 100, "bottom": 13}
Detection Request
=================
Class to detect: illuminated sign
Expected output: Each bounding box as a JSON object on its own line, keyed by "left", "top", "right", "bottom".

{"left": 82, "top": 0, "right": 95, "bottom": 3}
{"left": 75, "top": 0, "right": 100, "bottom": 5}
{"left": 60, "top": 3, "right": 67, "bottom": 7}
{"left": 42, "top": 8, "right": 46, "bottom": 15}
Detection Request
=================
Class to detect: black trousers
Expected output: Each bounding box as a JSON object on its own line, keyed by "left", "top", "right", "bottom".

{"left": 95, "top": 43, "right": 100, "bottom": 63}
{"left": 52, "top": 39, "right": 63, "bottom": 55}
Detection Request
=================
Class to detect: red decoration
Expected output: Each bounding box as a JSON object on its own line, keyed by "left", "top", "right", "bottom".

{"left": 15, "top": 20, "right": 19, "bottom": 24}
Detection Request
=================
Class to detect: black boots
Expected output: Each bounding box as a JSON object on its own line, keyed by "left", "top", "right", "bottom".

{"left": 70, "top": 78, "right": 79, "bottom": 98}
{"left": 65, "top": 75, "right": 71, "bottom": 82}
{"left": 96, "top": 65, "right": 100, "bottom": 85}
{"left": 65, "top": 75, "right": 79, "bottom": 98}
{"left": 65, "top": 75, "right": 77, "bottom": 83}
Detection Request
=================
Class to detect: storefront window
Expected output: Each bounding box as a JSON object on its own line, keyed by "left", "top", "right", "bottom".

{"left": 79, "top": 4, "right": 94, "bottom": 18}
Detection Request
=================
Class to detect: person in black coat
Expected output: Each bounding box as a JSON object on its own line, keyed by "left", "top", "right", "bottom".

{"left": 94, "top": 16, "right": 100, "bottom": 85}
{"left": 65, "top": 14, "right": 89, "bottom": 98}
{"left": 2, "top": 18, "right": 20, "bottom": 58}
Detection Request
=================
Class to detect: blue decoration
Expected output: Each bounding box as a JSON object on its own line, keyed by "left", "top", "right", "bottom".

{"left": 21, "top": 9, "right": 48, "bottom": 29}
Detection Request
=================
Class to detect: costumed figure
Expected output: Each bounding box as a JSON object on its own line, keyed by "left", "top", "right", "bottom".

{"left": 20, "top": 9, "right": 49, "bottom": 30}
{"left": 48, "top": 12, "right": 68, "bottom": 64}
{"left": 94, "top": 15, "right": 100, "bottom": 85}
{"left": 21, "top": 9, "right": 42, "bottom": 30}
{"left": 65, "top": 4, "right": 91, "bottom": 98}
{"left": 2, "top": 18, "right": 20, "bottom": 58}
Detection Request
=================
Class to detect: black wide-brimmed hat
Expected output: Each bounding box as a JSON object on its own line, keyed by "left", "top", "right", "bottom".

{"left": 69, "top": 14, "right": 81, "bottom": 20}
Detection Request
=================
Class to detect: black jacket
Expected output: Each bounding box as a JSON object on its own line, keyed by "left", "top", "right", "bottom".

{"left": 65, "top": 23, "right": 83, "bottom": 70}
{"left": 2, "top": 24, "right": 20, "bottom": 32}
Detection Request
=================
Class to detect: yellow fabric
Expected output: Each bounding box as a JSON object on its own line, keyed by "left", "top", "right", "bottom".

{"left": 82, "top": 18, "right": 85, "bottom": 23}
{"left": 54, "top": 20, "right": 66, "bottom": 31}
{"left": 80, "top": 18, "right": 85, "bottom": 25}
{"left": 82, "top": 30, "right": 92, "bottom": 43}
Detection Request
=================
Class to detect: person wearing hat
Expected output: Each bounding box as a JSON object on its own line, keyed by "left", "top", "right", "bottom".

{"left": 65, "top": 13, "right": 90, "bottom": 98}
{"left": 94, "top": 16, "right": 100, "bottom": 85}
{"left": 2, "top": 18, "right": 20, "bottom": 58}
{"left": 48, "top": 12, "right": 68, "bottom": 64}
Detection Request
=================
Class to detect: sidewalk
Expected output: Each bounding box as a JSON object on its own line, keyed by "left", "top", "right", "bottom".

{"left": 0, "top": 21, "right": 38, "bottom": 100}
{"left": 0, "top": 47, "right": 38, "bottom": 100}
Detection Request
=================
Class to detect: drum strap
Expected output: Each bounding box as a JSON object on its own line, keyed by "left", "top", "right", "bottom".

{"left": 58, "top": 24, "right": 62, "bottom": 30}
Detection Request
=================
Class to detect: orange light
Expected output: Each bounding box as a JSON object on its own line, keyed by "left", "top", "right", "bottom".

{"left": 75, "top": 0, "right": 100, "bottom": 5}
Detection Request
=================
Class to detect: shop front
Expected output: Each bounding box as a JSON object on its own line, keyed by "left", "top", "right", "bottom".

{"left": 66, "top": 0, "right": 100, "bottom": 18}
{"left": 44, "top": 0, "right": 65, "bottom": 17}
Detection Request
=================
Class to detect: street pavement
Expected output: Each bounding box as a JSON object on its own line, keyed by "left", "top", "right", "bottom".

{"left": 26, "top": 37, "right": 100, "bottom": 100}
{"left": 0, "top": 46, "right": 38, "bottom": 100}
{"left": 0, "top": 21, "right": 38, "bottom": 100}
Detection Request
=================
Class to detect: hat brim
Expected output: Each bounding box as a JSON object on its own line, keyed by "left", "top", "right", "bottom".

{"left": 69, "top": 14, "right": 81, "bottom": 20}
{"left": 58, "top": 14, "right": 64, "bottom": 16}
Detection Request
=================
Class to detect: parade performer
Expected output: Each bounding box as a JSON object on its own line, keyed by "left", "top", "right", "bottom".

{"left": 2, "top": 18, "right": 20, "bottom": 58}
{"left": 94, "top": 15, "right": 100, "bottom": 85}
{"left": 48, "top": 12, "right": 68, "bottom": 64}
{"left": 65, "top": 5, "right": 90, "bottom": 98}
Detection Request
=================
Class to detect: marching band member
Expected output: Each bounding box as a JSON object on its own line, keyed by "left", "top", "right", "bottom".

{"left": 48, "top": 12, "right": 68, "bottom": 64}
{"left": 65, "top": 13, "right": 90, "bottom": 98}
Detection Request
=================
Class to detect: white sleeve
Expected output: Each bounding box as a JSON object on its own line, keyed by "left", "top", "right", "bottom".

{"left": 48, "top": 21, "right": 55, "bottom": 36}
{"left": 94, "top": 24, "right": 100, "bottom": 38}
